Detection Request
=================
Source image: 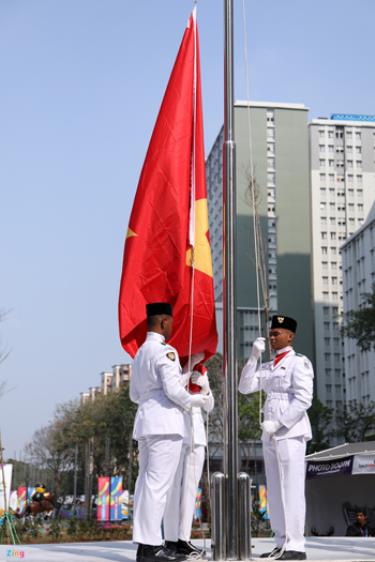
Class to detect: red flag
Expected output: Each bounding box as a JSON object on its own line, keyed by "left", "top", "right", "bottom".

{"left": 118, "top": 9, "right": 217, "bottom": 363}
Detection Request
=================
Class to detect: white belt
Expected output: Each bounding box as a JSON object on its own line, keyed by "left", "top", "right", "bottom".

{"left": 267, "top": 392, "right": 290, "bottom": 399}
{"left": 139, "top": 389, "right": 165, "bottom": 404}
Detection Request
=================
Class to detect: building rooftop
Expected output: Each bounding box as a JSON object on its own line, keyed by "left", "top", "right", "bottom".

{"left": 235, "top": 100, "right": 308, "bottom": 111}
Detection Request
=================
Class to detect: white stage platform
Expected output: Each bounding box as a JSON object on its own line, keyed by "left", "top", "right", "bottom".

{"left": 1, "top": 538, "right": 375, "bottom": 562}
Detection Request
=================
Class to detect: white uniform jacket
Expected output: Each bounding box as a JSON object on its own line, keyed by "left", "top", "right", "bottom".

{"left": 239, "top": 347, "right": 314, "bottom": 441}
{"left": 130, "top": 332, "right": 193, "bottom": 440}
{"left": 191, "top": 392, "right": 214, "bottom": 447}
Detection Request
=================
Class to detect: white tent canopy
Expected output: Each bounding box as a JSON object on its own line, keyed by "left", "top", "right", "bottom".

{"left": 305, "top": 442, "right": 375, "bottom": 536}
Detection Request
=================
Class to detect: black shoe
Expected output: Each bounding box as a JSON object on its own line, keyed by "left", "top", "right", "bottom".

{"left": 260, "top": 548, "right": 282, "bottom": 558}
{"left": 136, "top": 544, "right": 144, "bottom": 562}
{"left": 140, "top": 544, "right": 187, "bottom": 562}
{"left": 175, "top": 540, "right": 205, "bottom": 557}
{"left": 164, "top": 541, "right": 178, "bottom": 553}
{"left": 275, "top": 552, "right": 306, "bottom": 561}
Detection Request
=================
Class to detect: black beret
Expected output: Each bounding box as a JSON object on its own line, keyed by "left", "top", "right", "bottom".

{"left": 146, "top": 302, "right": 173, "bottom": 317}
{"left": 270, "top": 314, "right": 297, "bottom": 333}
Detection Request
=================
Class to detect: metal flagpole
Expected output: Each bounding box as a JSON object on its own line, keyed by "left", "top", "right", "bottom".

{"left": 223, "top": 0, "right": 238, "bottom": 558}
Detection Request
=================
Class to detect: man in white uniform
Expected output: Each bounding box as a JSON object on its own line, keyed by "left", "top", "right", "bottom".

{"left": 164, "top": 365, "right": 214, "bottom": 557}
{"left": 239, "top": 315, "right": 314, "bottom": 561}
{"left": 130, "top": 302, "right": 209, "bottom": 562}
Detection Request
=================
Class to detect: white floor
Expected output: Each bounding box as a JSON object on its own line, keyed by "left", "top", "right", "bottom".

{"left": 1, "top": 538, "right": 375, "bottom": 562}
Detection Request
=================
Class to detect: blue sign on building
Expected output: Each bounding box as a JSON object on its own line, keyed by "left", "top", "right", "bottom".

{"left": 331, "top": 113, "right": 375, "bottom": 122}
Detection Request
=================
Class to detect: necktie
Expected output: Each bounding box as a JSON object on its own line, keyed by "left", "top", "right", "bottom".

{"left": 273, "top": 350, "right": 290, "bottom": 366}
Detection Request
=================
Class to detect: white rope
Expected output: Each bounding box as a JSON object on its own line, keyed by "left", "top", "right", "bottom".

{"left": 241, "top": 0, "right": 264, "bottom": 426}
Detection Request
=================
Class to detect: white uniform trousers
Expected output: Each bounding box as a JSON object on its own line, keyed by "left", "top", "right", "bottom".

{"left": 262, "top": 435, "right": 306, "bottom": 552}
{"left": 133, "top": 435, "right": 183, "bottom": 546}
{"left": 164, "top": 444, "right": 205, "bottom": 541}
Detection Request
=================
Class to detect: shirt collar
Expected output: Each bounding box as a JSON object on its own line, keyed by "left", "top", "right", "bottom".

{"left": 275, "top": 345, "right": 293, "bottom": 356}
{"left": 146, "top": 331, "right": 166, "bottom": 344}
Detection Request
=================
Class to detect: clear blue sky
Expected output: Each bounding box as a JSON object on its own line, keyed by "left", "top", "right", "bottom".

{"left": 1, "top": 0, "right": 374, "bottom": 458}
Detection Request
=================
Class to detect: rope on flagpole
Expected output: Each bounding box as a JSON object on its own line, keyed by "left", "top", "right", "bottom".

{"left": 188, "top": 10, "right": 210, "bottom": 552}
{"left": 241, "top": 0, "right": 271, "bottom": 426}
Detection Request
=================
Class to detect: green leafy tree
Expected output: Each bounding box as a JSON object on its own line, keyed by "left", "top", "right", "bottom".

{"left": 24, "top": 385, "right": 138, "bottom": 497}
{"left": 306, "top": 398, "right": 333, "bottom": 454}
{"left": 335, "top": 400, "right": 375, "bottom": 442}
{"left": 342, "top": 285, "right": 375, "bottom": 351}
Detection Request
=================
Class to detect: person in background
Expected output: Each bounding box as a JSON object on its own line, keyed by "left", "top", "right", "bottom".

{"left": 346, "top": 511, "right": 374, "bottom": 537}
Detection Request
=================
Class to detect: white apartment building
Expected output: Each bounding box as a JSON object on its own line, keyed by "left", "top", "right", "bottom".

{"left": 342, "top": 201, "right": 375, "bottom": 404}
{"left": 310, "top": 114, "right": 375, "bottom": 410}
{"left": 80, "top": 363, "right": 132, "bottom": 404}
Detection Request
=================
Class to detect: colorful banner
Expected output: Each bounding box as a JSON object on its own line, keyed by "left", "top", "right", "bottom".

{"left": 120, "top": 490, "right": 129, "bottom": 520}
{"left": 17, "top": 487, "right": 27, "bottom": 512}
{"left": 97, "top": 476, "right": 110, "bottom": 521}
{"left": 27, "top": 486, "right": 35, "bottom": 500}
{"left": 0, "top": 464, "right": 13, "bottom": 510}
{"left": 352, "top": 454, "right": 375, "bottom": 475}
{"left": 194, "top": 487, "right": 202, "bottom": 520}
{"left": 110, "top": 476, "right": 123, "bottom": 521}
{"left": 306, "top": 456, "right": 353, "bottom": 478}
{"left": 258, "top": 484, "right": 270, "bottom": 520}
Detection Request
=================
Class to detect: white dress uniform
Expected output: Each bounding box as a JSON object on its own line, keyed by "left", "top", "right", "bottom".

{"left": 239, "top": 346, "right": 314, "bottom": 553}
{"left": 163, "top": 390, "right": 214, "bottom": 542}
{"left": 130, "top": 331, "right": 198, "bottom": 546}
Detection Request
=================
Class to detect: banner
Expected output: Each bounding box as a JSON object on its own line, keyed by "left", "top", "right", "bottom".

{"left": 119, "top": 489, "right": 129, "bottom": 520}
{"left": 352, "top": 454, "right": 375, "bottom": 475}
{"left": 194, "top": 487, "right": 202, "bottom": 520}
{"left": 97, "top": 476, "right": 110, "bottom": 521}
{"left": 258, "top": 484, "right": 270, "bottom": 520}
{"left": 306, "top": 456, "right": 353, "bottom": 478}
{"left": 0, "top": 465, "right": 13, "bottom": 510}
{"left": 27, "top": 486, "right": 35, "bottom": 500}
{"left": 17, "top": 487, "right": 27, "bottom": 513}
{"left": 110, "top": 476, "right": 123, "bottom": 521}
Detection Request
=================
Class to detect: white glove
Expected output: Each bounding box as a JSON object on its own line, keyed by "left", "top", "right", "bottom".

{"left": 180, "top": 372, "right": 191, "bottom": 388}
{"left": 190, "top": 371, "right": 210, "bottom": 395}
{"left": 189, "top": 394, "right": 209, "bottom": 409}
{"left": 182, "top": 352, "right": 205, "bottom": 374}
{"left": 251, "top": 337, "right": 266, "bottom": 360}
{"left": 261, "top": 420, "right": 282, "bottom": 435}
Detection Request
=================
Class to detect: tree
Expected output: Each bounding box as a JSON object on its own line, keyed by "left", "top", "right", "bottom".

{"left": 24, "top": 385, "right": 139, "bottom": 497}
{"left": 306, "top": 398, "right": 333, "bottom": 454}
{"left": 24, "top": 401, "right": 80, "bottom": 496}
{"left": 342, "top": 285, "right": 375, "bottom": 351}
{"left": 335, "top": 401, "right": 375, "bottom": 442}
{"left": 0, "top": 309, "right": 10, "bottom": 397}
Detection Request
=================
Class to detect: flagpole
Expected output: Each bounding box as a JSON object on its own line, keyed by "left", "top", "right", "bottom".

{"left": 223, "top": 0, "right": 239, "bottom": 559}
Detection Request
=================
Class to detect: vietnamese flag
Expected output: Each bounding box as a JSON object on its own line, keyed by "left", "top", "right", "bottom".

{"left": 118, "top": 9, "right": 217, "bottom": 364}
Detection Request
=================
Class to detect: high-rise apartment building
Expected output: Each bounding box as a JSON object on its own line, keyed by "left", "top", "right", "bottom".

{"left": 342, "top": 201, "right": 375, "bottom": 404}
{"left": 309, "top": 114, "right": 375, "bottom": 409}
{"left": 206, "top": 101, "right": 314, "bottom": 361}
